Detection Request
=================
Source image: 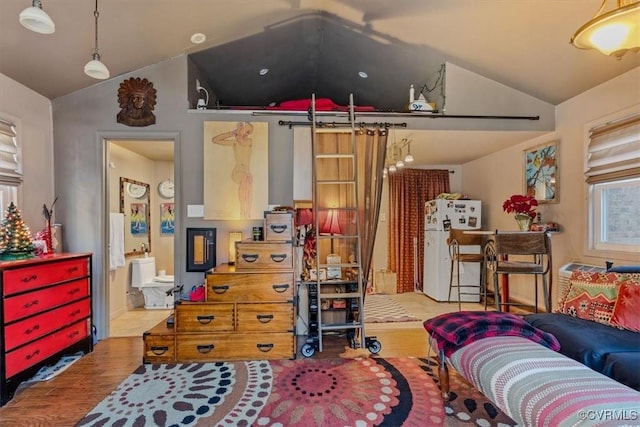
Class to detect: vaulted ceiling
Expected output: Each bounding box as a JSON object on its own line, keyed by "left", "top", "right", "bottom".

{"left": 1, "top": 1, "right": 638, "bottom": 163}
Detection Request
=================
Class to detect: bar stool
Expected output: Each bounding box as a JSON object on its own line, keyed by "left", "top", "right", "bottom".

{"left": 485, "top": 231, "right": 552, "bottom": 313}
{"left": 447, "top": 229, "right": 487, "bottom": 311}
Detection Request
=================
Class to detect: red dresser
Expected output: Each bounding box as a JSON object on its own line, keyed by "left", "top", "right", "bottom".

{"left": 0, "top": 253, "right": 93, "bottom": 406}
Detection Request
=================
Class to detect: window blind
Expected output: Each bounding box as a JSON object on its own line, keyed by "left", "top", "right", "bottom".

{"left": 0, "top": 118, "right": 21, "bottom": 184}
{"left": 585, "top": 113, "right": 640, "bottom": 184}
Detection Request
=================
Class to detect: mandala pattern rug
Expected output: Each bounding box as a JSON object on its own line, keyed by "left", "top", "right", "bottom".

{"left": 76, "top": 357, "right": 446, "bottom": 427}
{"left": 363, "top": 294, "right": 420, "bottom": 323}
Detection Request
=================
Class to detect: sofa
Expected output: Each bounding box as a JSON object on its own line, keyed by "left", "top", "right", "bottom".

{"left": 525, "top": 268, "right": 640, "bottom": 390}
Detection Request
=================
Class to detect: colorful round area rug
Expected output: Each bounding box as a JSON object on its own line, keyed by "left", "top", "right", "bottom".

{"left": 76, "top": 358, "right": 446, "bottom": 427}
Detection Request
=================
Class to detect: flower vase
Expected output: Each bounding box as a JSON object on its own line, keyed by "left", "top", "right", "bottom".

{"left": 515, "top": 214, "right": 533, "bottom": 231}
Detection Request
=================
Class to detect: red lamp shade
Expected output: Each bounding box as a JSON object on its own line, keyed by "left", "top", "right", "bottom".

{"left": 320, "top": 209, "right": 341, "bottom": 235}
{"left": 296, "top": 208, "right": 314, "bottom": 227}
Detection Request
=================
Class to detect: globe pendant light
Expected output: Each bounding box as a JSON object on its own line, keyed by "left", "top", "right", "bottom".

{"left": 19, "top": 0, "right": 55, "bottom": 34}
{"left": 84, "top": 0, "right": 110, "bottom": 79}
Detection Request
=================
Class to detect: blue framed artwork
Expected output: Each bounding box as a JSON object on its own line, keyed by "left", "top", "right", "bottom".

{"left": 130, "top": 203, "right": 148, "bottom": 234}
{"left": 160, "top": 202, "right": 175, "bottom": 234}
{"left": 524, "top": 141, "right": 558, "bottom": 204}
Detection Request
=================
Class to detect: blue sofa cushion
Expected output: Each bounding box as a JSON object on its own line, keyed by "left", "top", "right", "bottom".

{"left": 525, "top": 313, "right": 640, "bottom": 373}
{"left": 602, "top": 352, "right": 640, "bottom": 390}
{"left": 607, "top": 265, "right": 640, "bottom": 273}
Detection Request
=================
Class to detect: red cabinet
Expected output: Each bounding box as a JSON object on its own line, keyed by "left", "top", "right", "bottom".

{"left": 0, "top": 253, "right": 93, "bottom": 406}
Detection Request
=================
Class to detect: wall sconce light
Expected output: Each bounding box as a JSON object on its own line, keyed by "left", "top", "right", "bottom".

{"left": 571, "top": 0, "right": 640, "bottom": 59}
{"left": 228, "top": 231, "right": 242, "bottom": 264}
{"left": 19, "top": 0, "right": 55, "bottom": 34}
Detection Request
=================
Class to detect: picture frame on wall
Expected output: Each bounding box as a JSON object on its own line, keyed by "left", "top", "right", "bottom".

{"left": 160, "top": 202, "right": 175, "bottom": 234}
{"left": 186, "top": 228, "right": 216, "bottom": 272}
{"left": 524, "top": 140, "right": 559, "bottom": 203}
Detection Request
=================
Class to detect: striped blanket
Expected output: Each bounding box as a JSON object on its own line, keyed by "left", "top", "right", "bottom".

{"left": 449, "top": 336, "right": 640, "bottom": 426}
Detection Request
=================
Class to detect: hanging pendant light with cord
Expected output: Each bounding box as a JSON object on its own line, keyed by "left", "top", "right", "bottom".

{"left": 84, "top": 0, "right": 110, "bottom": 80}
{"left": 19, "top": 0, "right": 55, "bottom": 34}
{"left": 571, "top": 0, "right": 640, "bottom": 59}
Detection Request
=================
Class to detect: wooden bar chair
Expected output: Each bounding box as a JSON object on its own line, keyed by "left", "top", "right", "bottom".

{"left": 486, "top": 231, "right": 552, "bottom": 313}
{"left": 447, "top": 228, "right": 487, "bottom": 311}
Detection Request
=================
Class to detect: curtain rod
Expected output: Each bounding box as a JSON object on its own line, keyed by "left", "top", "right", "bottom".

{"left": 253, "top": 110, "right": 539, "bottom": 121}
{"left": 278, "top": 120, "right": 407, "bottom": 129}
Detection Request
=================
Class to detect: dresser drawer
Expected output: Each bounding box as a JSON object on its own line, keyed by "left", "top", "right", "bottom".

{"left": 3, "top": 279, "right": 90, "bottom": 323}
{"left": 176, "top": 332, "right": 295, "bottom": 361}
{"left": 4, "top": 299, "right": 90, "bottom": 351}
{"left": 236, "top": 303, "right": 293, "bottom": 332}
{"left": 235, "top": 242, "right": 293, "bottom": 271}
{"left": 175, "top": 303, "right": 234, "bottom": 332}
{"left": 206, "top": 272, "right": 294, "bottom": 302}
{"left": 5, "top": 320, "right": 89, "bottom": 378}
{"left": 3, "top": 257, "right": 89, "bottom": 296}
{"left": 264, "top": 212, "right": 294, "bottom": 241}
{"left": 143, "top": 334, "right": 176, "bottom": 363}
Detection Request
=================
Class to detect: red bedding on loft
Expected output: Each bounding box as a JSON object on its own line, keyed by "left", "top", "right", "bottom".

{"left": 266, "top": 98, "right": 377, "bottom": 112}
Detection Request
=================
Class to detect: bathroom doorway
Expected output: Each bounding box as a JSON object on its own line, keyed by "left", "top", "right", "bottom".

{"left": 106, "top": 137, "right": 175, "bottom": 337}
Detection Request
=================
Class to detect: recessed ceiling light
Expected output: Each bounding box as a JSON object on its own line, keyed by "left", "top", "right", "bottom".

{"left": 259, "top": 68, "right": 269, "bottom": 76}
{"left": 358, "top": 71, "right": 368, "bottom": 78}
{"left": 190, "top": 33, "right": 206, "bottom": 44}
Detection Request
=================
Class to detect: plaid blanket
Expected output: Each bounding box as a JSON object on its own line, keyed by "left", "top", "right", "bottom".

{"left": 424, "top": 311, "right": 560, "bottom": 357}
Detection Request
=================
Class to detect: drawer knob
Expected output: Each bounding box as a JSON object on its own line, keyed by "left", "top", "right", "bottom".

{"left": 68, "top": 288, "right": 80, "bottom": 295}
{"left": 270, "top": 254, "right": 287, "bottom": 263}
{"left": 257, "top": 343, "right": 274, "bottom": 352}
{"left": 212, "top": 285, "right": 229, "bottom": 294}
{"left": 241, "top": 253, "right": 259, "bottom": 263}
{"left": 256, "top": 314, "right": 274, "bottom": 323}
{"left": 196, "top": 315, "right": 215, "bottom": 324}
{"left": 197, "top": 344, "right": 214, "bottom": 354}
{"left": 66, "top": 266, "right": 79, "bottom": 274}
{"left": 272, "top": 283, "right": 290, "bottom": 293}
{"left": 26, "top": 349, "right": 41, "bottom": 360}
{"left": 150, "top": 346, "right": 169, "bottom": 355}
{"left": 270, "top": 224, "right": 288, "bottom": 234}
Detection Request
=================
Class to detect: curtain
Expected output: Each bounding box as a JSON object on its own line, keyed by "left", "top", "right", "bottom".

{"left": 312, "top": 126, "right": 387, "bottom": 293}
{"left": 388, "top": 169, "right": 450, "bottom": 293}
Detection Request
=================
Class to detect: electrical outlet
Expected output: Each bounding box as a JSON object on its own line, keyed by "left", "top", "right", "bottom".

{"left": 195, "top": 79, "right": 201, "bottom": 91}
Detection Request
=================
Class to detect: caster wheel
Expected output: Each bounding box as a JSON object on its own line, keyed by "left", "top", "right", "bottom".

{"left": 301, "top": 343, "right": 316, "bottom": 357}
{"left": 367, "top": 339, "right": 382, "bottom": 354}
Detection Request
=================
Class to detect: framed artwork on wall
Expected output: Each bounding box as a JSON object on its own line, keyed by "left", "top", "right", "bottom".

{"left": 202, "top": 121, "right": 269, "bottom": 220}
{"left": 524, "top": 140, "right": 559, "bottom": 203}
{"left": 186, "top": 227, "right": 216, "bottom": 272}
{"left": 160, "top": 203, "right": 174, "bottom": 234}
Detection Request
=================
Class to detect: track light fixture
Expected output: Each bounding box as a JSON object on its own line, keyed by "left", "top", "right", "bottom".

{"left": 19, "top": 0, "right": 55, "bottom": 34}
{"left": 84, "top": 0, "right": 109, "bottom": 79}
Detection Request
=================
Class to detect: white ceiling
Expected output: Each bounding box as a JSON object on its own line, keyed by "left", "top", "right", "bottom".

{"left": 1, "top": 0, "right": 638, "bottom": 164}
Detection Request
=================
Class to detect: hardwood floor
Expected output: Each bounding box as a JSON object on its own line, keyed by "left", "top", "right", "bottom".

{"left": 0, "top": 292, "right": 483, "bottom": 426}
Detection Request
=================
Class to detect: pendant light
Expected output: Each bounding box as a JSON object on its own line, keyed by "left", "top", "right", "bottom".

{"left": 571, "top": 0, "right": 640, "bottom": 59}
{"left": 84, "top": 0, "right": 110, "bottom": 79}
{"left": 19, "top": 0, "right": 55, "bottom": 34}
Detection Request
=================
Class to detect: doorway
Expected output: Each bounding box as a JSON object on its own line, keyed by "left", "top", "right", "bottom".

{"left": 105, "top": 137, "right": 176, "bottom": 337}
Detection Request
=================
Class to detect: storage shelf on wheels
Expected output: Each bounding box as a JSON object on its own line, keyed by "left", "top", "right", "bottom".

{"left": 300, "top": 94, "right": 380, "bottom": 358}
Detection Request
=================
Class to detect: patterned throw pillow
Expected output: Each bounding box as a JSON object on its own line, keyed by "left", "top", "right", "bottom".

{"left": 610, "top": 280, "right": 640, "bottom": 332}
{"left": 556, "top": 271, "right": 620, "bottom": 325}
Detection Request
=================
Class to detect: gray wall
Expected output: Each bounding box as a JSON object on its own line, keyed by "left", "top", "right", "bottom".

{"left": 52, "top": 55, "right": 554, "bottom": 339}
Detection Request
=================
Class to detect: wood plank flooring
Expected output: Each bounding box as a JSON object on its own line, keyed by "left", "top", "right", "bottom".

{"left": 0, "top": 292, "right": 483, "bottom": 426}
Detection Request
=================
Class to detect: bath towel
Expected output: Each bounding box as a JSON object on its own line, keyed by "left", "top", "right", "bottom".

{"left": 110, "top": 212, "right": 125, "bottom": 270}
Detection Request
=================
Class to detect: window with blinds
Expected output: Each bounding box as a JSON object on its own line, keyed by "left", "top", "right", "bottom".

{"left": 0, "top": 118, "right": 21, "bottom": 184}
{"left": 586, "top": 112, "right": 640, "bottom": 253}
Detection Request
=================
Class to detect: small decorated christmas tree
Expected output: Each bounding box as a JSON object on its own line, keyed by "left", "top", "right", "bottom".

{"left": 0, "top": 202, "right": 35, "bottom": 260}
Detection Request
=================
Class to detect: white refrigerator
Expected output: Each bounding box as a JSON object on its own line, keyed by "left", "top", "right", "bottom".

{"left": 423, "top": 199, "right": 482, "bottom": 302}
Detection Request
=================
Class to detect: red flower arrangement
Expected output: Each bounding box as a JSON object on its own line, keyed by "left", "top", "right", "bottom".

{"left": 503, "top": 194, "right": 538, "bottom": 218}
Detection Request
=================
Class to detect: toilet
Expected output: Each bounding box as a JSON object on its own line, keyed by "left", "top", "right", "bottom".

{"left": 130, "top": 257, "right": 175, "bottom": 309}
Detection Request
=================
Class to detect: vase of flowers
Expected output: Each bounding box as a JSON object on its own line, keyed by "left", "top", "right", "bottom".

{"left": 503, "top": 194, "right": 538, "bottom": 231}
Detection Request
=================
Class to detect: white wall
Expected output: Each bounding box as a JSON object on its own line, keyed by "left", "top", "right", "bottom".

{"left": 463, "top": 66, "right": 640, "bottom": 309}
{"left": 0, "top": 73, "right": 54, "bottom": 232}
